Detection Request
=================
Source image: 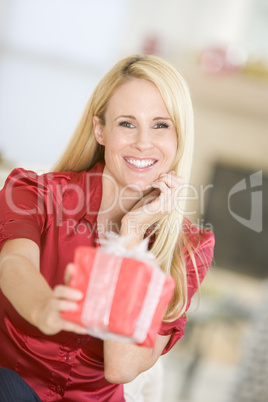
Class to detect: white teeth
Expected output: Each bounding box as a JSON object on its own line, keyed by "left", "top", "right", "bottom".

{"left": 126, "top": 158, "right": 155, "bottom": 168}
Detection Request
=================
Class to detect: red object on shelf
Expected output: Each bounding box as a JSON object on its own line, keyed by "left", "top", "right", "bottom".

{"left": 62, "top": 246, "right": 175, "bottom": 347}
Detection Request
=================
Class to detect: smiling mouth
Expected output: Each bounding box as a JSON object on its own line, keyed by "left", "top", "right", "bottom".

{"left": 124, "top": 158, "right": 157, "bottom": 168}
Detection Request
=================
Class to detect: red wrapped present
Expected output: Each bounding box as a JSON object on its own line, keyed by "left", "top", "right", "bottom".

{"left": 62, "top": 234, "right": 175, "bottom": 347}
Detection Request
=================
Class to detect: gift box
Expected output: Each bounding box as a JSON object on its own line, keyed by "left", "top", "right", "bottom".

{"left": 62, "top": 234, "right": 175, "bottom": 347}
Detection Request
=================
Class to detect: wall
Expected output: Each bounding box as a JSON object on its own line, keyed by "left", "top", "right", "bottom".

{"left": 0, "top": 0, "right": 132, "bottom": 169}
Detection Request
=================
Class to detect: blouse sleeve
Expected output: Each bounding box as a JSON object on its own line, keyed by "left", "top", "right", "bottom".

{"left": 159, "top": 224, "right": 215, "bottom": 355}
{"left": 0, "top": 168, "right": 49, "bottom": 251}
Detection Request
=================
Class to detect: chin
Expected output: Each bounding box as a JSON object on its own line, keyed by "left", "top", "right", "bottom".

{"left": 126, "top": 181, "right": 151, "bottom": 193}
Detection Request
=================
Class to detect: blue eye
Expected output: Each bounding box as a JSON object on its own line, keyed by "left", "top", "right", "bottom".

{"left": 155, "top": 122, "right": 169, "bottom": 129}
{"left": 119, "top": 121, "right": 134, "bottom": 128}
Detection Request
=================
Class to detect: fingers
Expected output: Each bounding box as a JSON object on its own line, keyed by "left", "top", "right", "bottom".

{"left": 120, "top": 171, "right": 184, "bottom": 238}
{"left": 151, "top": 180, "right": 171, "bottom": 193}
{"left": 50, "top": 298, "right": 78, "bottom": 312}
{"left": 147, "top": 172, "right": 184, "bottom": 215}
{"left": 138, "top": 188, "right": 160, "bottom": 206}
{"left": 36, "top": 286, "right": 87, "bottom": 335}
{"left": 40, "top": 310, "right": 88, "bottom": 335}
{"left": 64, "top": 263, "right": 75, "bottom": 286}
{"left": 59, "top": 320, "right": 88, "bottom": 335}
{"left": 152, "top": 171, "right": 184, "bottom": 190}
{"left": 54, "top": 285, "right": 84, "bottom": 301}
{"left": 46, "top": 286, "right": 84, "bottom": 316}
{"left": 44, "top": 286, "right": 87, "bottom": 334}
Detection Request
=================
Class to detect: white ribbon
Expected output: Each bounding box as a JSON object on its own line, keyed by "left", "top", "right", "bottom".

{"left": 99, "top": 232, "right": 157, "bottom": 263}
{"left": 82, "top": 232, "right": 166, "bottom": 343}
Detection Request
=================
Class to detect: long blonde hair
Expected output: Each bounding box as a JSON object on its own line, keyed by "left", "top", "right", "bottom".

{"left": 54, "top": 55, "right": 198, "bottom": 321}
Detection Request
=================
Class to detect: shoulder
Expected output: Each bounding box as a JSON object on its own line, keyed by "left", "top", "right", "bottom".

{"left": 2, "top": 161, "right": 105, "bottom": 190}
{"left": 0, "top": 168, "right": 87, "bottom": 219}
{"left": 2, "top": 168, "right": 80, "bottom": 189}
{"left": 1, "top": 168, "right": 92, "bottom": 205}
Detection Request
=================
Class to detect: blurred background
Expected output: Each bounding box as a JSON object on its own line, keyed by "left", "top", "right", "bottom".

{"left": 0, "top": 1, "right": 267, "bottom": 401}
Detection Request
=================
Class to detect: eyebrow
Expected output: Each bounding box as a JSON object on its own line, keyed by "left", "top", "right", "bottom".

{"left": 114, "top": 115, "right": 172, "bottom": 121}
{"left": 153, "top": 117, "right": 172, "bottom": 121}
{"left": 114, "top": 115, "right": 135, "bottom": 121}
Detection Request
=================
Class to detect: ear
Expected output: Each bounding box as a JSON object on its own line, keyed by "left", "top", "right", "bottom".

{"left": 93, "top": 116, "right": 105, "bottom": 145}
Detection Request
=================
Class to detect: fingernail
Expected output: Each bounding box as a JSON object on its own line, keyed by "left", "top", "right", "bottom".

{"left": 69, "top": 303, "right": 78, "bottom": 311}
{"left": 73, "top": 290, "right": 84, "bottom": 300}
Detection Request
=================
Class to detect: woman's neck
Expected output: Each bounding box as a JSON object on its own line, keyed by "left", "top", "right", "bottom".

{"left": 98, "top": 169, "right": 143, "bottom": 234}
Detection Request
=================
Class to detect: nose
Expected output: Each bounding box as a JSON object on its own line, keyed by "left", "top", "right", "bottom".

{"left": 131, "top": 128, "right": 154, "bottom": 152}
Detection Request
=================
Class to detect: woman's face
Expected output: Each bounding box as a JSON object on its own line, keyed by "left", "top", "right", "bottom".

{"left": 93, "top": 78, "right": 178, "bottom": 193}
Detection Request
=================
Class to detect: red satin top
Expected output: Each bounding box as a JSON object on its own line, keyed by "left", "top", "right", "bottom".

{"left": 0, "top": 161, "right": 214, "bottom": 401}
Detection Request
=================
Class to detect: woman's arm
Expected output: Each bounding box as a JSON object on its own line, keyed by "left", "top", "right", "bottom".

{"left": 0, "top": 238, "right": 87, "bottom": 335}
{"left": 104, "top": 334, "right": 171, "bottom": 384}
{"left": 103, "top": 172, "right": 183, "bottom": 384}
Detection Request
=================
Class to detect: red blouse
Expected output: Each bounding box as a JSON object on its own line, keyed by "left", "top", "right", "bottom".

{"left": 0, "top": 161, "right": 214, "bottom": 401}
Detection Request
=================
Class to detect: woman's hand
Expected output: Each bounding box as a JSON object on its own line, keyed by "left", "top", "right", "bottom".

{"left": 0, "top": 238, "right": 87, "bottom": 336}
{"left": 120, "top": 171, "right": 183, "bottom": 247}
{"left": 34, "top": 263, "right": 87, "bottom": 335}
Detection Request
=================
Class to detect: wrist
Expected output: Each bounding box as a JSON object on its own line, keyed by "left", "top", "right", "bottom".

{"left": 123, "top": 233, "right": 144, "bottom": 250}
{"left": 119, "top": 218, "right": 144, "bottom": 250}
{"left": 30, "top": 291, "right": 53, "bottom": 329}
{"left": 120, "top": 221, "right": 144, "bottom": 238}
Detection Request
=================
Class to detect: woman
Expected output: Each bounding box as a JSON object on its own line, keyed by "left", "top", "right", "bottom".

{"left": 0, "top": 55, "right": 214, "bottom": 401}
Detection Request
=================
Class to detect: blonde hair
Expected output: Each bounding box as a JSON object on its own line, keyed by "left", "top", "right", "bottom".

{"left": 54, "top": 55, "right": 199, "bottom": 321}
